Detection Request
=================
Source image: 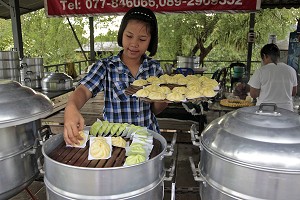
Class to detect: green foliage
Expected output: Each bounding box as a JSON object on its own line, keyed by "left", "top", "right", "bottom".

{"left": 21, "top": 9, "right": 88, "bottom": 65}
{"left": 0, "top": 19, "right": 13, "bottom": 50}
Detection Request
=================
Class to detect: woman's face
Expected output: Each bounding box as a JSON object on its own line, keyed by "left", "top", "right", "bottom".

{"left": 122, "top": 20, "right": 151, "bottom": 61}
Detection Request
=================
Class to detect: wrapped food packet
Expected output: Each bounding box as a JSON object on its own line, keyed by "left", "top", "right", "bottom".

{"left": 124, "top": 154, "right": 147, "bottom": 166}
{"left": 132, "top": 136, "right": 153, "bottom": 146}
{"left": 66, "top": 129, "right": 89, "bottom": 148}
{"left": 88, "top": 136, "right": 112, "bottom": 160}
{"left": 125, "top": 142, "right": 153, "bottom": 158}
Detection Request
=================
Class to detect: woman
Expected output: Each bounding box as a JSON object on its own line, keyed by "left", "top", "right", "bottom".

{"left": 63, "top": 7, "right": 168, "bottom": 145}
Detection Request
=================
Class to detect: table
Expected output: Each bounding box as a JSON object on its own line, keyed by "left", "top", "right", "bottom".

{"left": 209, "top": 101, "right": 237, "bottom": 117}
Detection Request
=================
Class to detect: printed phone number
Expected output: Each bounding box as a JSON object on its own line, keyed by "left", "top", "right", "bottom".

{"left": 60, "top": 0, "right": 243, "bottom": 10}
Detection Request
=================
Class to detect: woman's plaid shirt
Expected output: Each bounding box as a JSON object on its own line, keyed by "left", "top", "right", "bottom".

{"left": 79, "top": 51, "right": 163, "bottom": 133}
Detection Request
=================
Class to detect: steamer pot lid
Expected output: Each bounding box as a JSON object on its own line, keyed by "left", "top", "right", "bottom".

{"left": 201, "top": 104, "right": 300, "bottom": 171}
{"left": 0, "top": 80, "right": 54, "bottom": 128}
{"left": 42, "top": 72, "right": 73, "bottom": 83}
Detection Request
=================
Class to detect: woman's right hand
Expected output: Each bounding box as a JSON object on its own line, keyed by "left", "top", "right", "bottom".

{"left": 63, "top": 104, "right": 85, "bottom": 145}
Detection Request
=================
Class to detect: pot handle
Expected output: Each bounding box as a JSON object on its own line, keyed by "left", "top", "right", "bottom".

{"left": 256, "top": 103, "right": 281, "bottom": 116}
{"left": 163, "top": 132, "right": 177, "bottom": 157}
{"left": 190, "top": 124, "right": 201, "bottom": 147}
{"left": 37, "top": 125, "right": 53, "bottom": 145}
{"left": 189, "top": 156, "right": 203, "bottom": 182}
{"left": 164, "top": 158, "right": 176, "bottom": 182}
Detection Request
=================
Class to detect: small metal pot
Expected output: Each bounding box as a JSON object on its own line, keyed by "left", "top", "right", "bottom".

{"left": 41, "top": 72, "right": 73, "bottom": 91}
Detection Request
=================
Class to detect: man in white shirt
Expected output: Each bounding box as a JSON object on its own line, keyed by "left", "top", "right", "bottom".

{"left": 248, "top": 43, "right": 298, "bottom": 111}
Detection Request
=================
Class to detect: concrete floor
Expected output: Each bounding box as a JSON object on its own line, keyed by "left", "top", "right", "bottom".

{"left": 9, "top": 111, "right": 220, "bottom": 200}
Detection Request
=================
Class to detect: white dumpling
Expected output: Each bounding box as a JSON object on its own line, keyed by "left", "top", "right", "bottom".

{"left": 148, "top": 92, "right": 165, "bottom": 100}
{"left": 166, "top": 92, "right": 185, "bottom": 101}
{"left": 135, "top": 89, "right": 150, "bottom": 98}
{"left": 185, "top": 90, "right": 202, "bottom": 99}
{"left": 111, "top": 136, "right": 126, "bottom": 148}
{"left": 132, "top": 79, "right": 148, "bottom": 86}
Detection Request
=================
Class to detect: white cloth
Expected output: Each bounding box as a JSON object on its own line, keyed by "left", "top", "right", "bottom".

{"left": 248, "top": 62, "right": 298, "bottom": 111}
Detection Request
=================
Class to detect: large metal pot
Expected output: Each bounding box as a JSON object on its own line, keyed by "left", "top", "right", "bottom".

{"left": 41, "top": 72, "right": 73, "bottom": 91}
{"left": 0, "top": 50, "right": 20, "bottom": 82}
{"left": 0, "top": 80, "right": 53, "bottom": 199}
{"left": 42, "top": 131, "right": 176, "bottom": 200}
{"left": 190, "top": 104, "right": 300, "bottom": 200}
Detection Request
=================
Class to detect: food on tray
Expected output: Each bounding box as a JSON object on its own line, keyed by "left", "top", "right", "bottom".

{"left": 116, "top": 123, "right": 129, "bottom": 136}
{"left": 187, "top": 84, "right": 201, "bottom": 92}
{"left": 148, "top": 92, "right": 165, "bottom": 100}
{"left": 146, "top": 76, "right": 159, "bottom": 83}
{"left": 166, "top": 92, "right": 185, "bottom": 102}
{"left": 111, "top": 136, "right": 126, "bottom": 148}
{"left": 127, "top": 145, "right": 147, "bottom": 157}
{"left": 144, "top": 84, "right": 162, "bottom": 92}
{"left": 90, "top": 137, "right": 111, "bottom": 159}
{"left": 135, "top": 88, "right": 150, "bottom": 98}
{"left": 172, "top": 86, "right": 188, "bottom": 94}
{"left": 185, "top": 90, "right": 202, "bottom": 99}
{"left": 103, "top": 122, "right": 114, "bottom": 136}
{"left": 220, "top": 99, "right": 254, "bottom": 107}
{"left": 166, "top": 76, "right": 178, "bottom": 84}
{"left": 125, "top": 154, "right": 146, "bottom": 166}
{"left": 177, "top": 77, "right": 189, "bottom": 85}
{"left": 173, "top": 74, "right": 185, "bottom": 79}
{"left": 90, "top": 121, "right": 102, "bottom": 136}
{"left": 110, "top": 123, "right": 121, "bottom": 136}
{"left": 160, "top": 86, "right": 172, "bottom": 94}
{"left": 73, "top": 131, "right": 87, "bottom": 147}
{"left": 202, "top": 88, "right": 216, "bottom": 97}
{"left": 132, "top": 79, "right": 148, "bottom": 87}
{"left": 159, "top": 74, "right": 171, "bottom": 83}
{"left": 97, "top": 120, "right": 109, "bottom": 136}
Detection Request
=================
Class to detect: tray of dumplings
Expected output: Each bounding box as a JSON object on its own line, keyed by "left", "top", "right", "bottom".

{"left": 125, "top": 74, "right": 219, "bottom": 103}
{"left": 49, "top": 120, "right": 161, "bottom": 168}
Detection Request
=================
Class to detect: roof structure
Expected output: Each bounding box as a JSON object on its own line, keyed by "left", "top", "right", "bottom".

{"left": 0, "top": 0, "right": 299, "bottom": 19}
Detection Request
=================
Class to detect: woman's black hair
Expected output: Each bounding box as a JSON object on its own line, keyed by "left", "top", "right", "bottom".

{"left": 117, "top": 7, "right": 158, "bottom": 57}
{"left": 260, "top": 43, "right": 280, "bottom": 64}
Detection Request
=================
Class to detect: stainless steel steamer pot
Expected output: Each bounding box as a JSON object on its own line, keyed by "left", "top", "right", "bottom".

{"left": 0, "top": 50, "right": 20, "bottom": 81}
{"left": 0, "top": 80, "right": 53, "bottom": 199}
{"left": 190, "top": 104, "right": 300, "bottom": 200}
{"left": 42, "top": 131, "right": 176, "bottom": 200}
{"left": 41, "top": 72, "right": 73, "bottom": 91}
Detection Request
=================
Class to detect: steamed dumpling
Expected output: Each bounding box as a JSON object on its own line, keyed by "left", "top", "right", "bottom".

{"left": 185, "top": 90, "right": 202, "bottom": 99}
{"left": 144, "top": 84, "right": 161, "bottom": 92}
{"left": 103, "top": 122, "right": 114, "bottom": 136}
{"left": 146, "top": 76, "right": 159, "bottom": 83}
{"left": 125, "top": 154, "right": 146, "bottom": 166}
{"left": 90, "top": 121, "right": 102, "bottom": 136}
{"left": 97, "top": 121, "right": 109, "bottom": 136}
{"left": 148, "top": 92, "right": 165, "bottom": 100}
{"left": 135, "top": 88, "right": 150, "bottom": 98}
{"left": 127, "top": 145, "right": 147, "bottom": 157}
{"left": 73, "top": 131, "right": 87, "bottom": 147}
{"left": 132, "top": 79, "right": 148, "bottom": 86}
{"left": 110, "top": 123, "right": 121, "bottom": 136}
{"left": 116, "top": 123, "right": 129, "bottom": 136}
{"left": 90, "top": 138, "right": 111, "bottom": 159}
{"left": 160, "top": 86, "right": 171, "bottom": 94}
{"left": 166, "top": 92, "right": 185, "bottom": 102}
{"left": 111, "top": 136, "right": 126, "bottom": 148}
{"left": 202, "top": 88, "right": 216, "bottom": 97}
{"left": 172, "top": 87, "right": 188, "bottom": 94}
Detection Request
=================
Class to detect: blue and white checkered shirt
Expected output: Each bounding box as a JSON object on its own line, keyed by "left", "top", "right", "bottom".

{"left": 79, "top": 51, "right": 163, "bottom": 133}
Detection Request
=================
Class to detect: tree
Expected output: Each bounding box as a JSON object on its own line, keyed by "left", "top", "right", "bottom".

{"left": 156, "top": 8, "right": 300, "bottom": 68}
